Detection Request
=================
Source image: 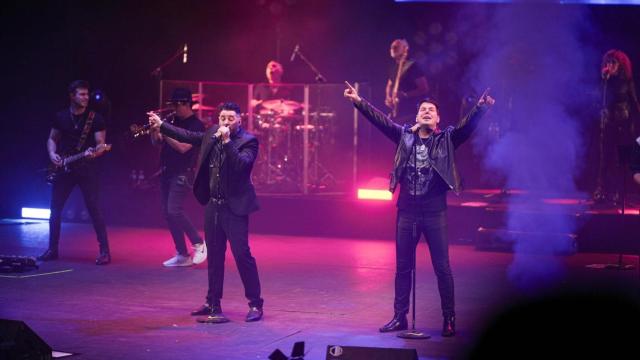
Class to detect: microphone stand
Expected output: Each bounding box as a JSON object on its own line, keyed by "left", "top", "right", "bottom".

{"left": 292, "top": 47, "right": 326, "bottom": 83}
{"left": 398, "top": 130, "right": 430, "bottom": 340}
{"left": 150, "top": 45, "right": 187, "bottom": 108}
{"left": 594, "top": 75, "right": 609, "bottom": 202}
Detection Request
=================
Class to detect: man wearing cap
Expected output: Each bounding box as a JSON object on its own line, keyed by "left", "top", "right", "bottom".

{"left": 150, "top": 88, "right": 207, "bottom": 267}
{"left": 148, "top": 101, "right": 264, "bottom": 323}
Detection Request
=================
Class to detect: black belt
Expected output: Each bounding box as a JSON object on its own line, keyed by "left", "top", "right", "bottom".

{"left": 210, "top": 197, "right": 226, "bottom": 205}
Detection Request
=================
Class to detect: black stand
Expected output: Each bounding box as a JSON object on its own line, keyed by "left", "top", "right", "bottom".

{"left": 605, "top": 145, "right": 635, "bottom": 270}
{"left": 398, "top": 134, "right": 430, "bottom": 340}
{"left": 594, "top": 77, "right": 608, "bottom": 202}
{"left": 150, "top": 45, "right": 187, "bottom": 107}
{"left": 291, "top": 46, "right": 326, "bottom": 83}
{"left": 588, "top": 145, "right": 636, "bottom": 271}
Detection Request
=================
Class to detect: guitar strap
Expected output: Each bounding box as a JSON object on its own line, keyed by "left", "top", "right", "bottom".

{"left": 74, "top": 111, "right": 95, "bottom": 153}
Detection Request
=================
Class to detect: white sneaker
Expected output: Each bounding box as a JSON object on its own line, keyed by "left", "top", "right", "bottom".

{"left": 162, "top": 254, "right": 193, "bottom": 267}
{"left": 192, "top": 242, "right": 207, "bottom": 265}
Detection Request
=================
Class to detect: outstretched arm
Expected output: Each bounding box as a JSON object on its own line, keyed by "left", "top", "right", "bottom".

{"left": 452, "top": 89, "right": 495, "bottom": 147}
{"left": 344, "top": 81, "right": 404, "bottom": 143}
{"left": 148, "top": 112, "right": 204, "bottom": 146}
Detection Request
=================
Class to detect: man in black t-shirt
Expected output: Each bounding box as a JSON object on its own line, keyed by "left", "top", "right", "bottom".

{"left": 385, "top": 39, "right": 430, "bottom": 123}
{"left": 38, "top": 80, "right": 111, "bottom": 265}
{"left": 149, "top": 88, "right": 206, "bottom": 267}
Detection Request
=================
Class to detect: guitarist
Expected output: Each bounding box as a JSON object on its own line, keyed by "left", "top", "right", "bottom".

{"left": 385, "top": 39, "right": 429, "bottom": 122}
{"left": 38, "top": 80, "right": 111, "bottom": 265}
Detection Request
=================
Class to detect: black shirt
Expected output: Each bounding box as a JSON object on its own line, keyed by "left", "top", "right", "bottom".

{"left": 397, "top": 135, "right": 449, "bottom": 212}
{"left": 253, "top": 83, "right": 294, "bottom": 102}
{"left": 160, "top": 114, "right": 204, "bottom": 176}
{"left": 53, "top": 109, "right": 106, "bottom": 155}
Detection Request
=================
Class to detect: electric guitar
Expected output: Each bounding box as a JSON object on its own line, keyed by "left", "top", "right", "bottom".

{"left": 389, "top": 57, "right": 406, "bottom": 119}
{"left": 46, "top": 144, "right": 112, "bottom": 184}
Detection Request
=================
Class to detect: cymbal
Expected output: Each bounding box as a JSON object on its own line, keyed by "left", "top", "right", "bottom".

{"left": 260, "top": 99, "right": 302, "bottom": 113}
{"left": 193, "top": 104, "right": 216, "bottom": 111}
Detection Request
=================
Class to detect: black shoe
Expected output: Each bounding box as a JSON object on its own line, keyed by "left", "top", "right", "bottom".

{"left": 196, "top": 306, "right": 229, "bottom": 324}
{"left": 96, "top": 252, "right": 111, "bottom": 265}
{"left": 245, "top": 306, "right": 263, "bottom": 322}
{"left": 379, "top": 314, "right": 408, "bottom": 333}
{"left": 442, "top": 315, "right": 455, "bottom": 337}
{"left": 37, "top": 248, "right": 58, "bottom": 261}
{"left": 191, "top": 304, "right": 218, "bottom": 316}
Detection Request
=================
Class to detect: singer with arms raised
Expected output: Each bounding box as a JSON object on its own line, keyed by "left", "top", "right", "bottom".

{"left": 344, "top": 82, "right": 494, "bottom": 337}
{"left": 149, "top": 102, "right": 264, "bottom": 324}
{"left": 149, "top": 88, "right": 206, "bottom": 267}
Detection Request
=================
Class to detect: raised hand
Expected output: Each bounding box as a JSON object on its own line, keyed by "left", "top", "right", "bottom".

{"left": 343, "top": 81, "right": 362, "bottom": 104}
{"left": 477, "top": 88, "right": 496, "bottom": 107}
{"left": 148, "top": 112, "right": 163, "bottom": 129}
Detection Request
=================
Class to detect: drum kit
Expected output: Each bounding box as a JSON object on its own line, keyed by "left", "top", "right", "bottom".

{"left": 250, "top": 99, "right": 336, "bottom": 192}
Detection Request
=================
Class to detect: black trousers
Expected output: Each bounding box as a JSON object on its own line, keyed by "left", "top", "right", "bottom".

{"left": 394, "top": 209, "right": 454, "bottom": 318}
{"left": 204, "top": 200, "right": 263, "bottom": 308}
{"left": 49, "top": 169, "right": 109, "bottom": 252}
{"left": 600, "top": 105, "right": 634, "bottom": 196}
{"left": 160, "top": 173, "right": 202, "bottom": 256}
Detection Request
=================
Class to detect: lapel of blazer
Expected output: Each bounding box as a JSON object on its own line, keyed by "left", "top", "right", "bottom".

{"left": 198, "top": 126, "right": 218, "bottom": 171}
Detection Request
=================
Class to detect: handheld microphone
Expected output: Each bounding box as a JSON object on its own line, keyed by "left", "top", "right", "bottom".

{"left": 212, "top": 125, "right": 228, "bottom": 139}
{"left": 290, "top": 44, "right": 299, "bottom": 62}
{"left": 601, "top": 67, "right": 610, "bottom": 80}
{"left": 183, "top": 44, "right": 188, "bottom": 64}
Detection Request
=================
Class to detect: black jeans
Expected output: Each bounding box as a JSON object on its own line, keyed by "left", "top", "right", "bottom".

{"left": 49, "top": 169, "right": 109, "bottom": 253}
{"left": 160, "top": 173, "right": 202, "bottom": 256}
{"left": 394, "top": 209, "right": 454, "bottom": 318}
{"left": 204, "top": 200, "right": 263, "bottom": 308}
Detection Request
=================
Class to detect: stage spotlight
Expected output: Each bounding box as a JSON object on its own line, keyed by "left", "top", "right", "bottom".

{"left": 90, "top": 89, "right": 111, "bottom": 116}
{"left": 21, "top": 207, "right": 50, "bottom": 219}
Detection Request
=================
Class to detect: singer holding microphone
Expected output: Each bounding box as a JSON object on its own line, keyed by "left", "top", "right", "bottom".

{"left": 594, "top": 49, "right": 640, "bottom": 203}
{"left": 148, "top": 101, "right": 264, "bottom": 324}
{"left": 344, "top": 82, "right": 494, "bottom": 337}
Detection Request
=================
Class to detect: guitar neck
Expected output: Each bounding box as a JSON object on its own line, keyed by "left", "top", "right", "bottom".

{"left": 63, "top": 151, "right": 89, "bottom": 166}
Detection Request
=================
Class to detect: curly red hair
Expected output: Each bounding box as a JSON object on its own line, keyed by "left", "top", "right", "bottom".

{"left": 602, "top": 49, "right": 633, "bottom": 80}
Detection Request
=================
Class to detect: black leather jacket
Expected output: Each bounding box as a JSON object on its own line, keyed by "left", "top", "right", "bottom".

{"left": 354, "top": 99, "right": 488, "bottom": 195}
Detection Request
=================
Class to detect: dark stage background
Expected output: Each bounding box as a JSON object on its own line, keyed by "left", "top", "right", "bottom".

{"left": 2, "top": 0, "right": 640, "bottom": 224}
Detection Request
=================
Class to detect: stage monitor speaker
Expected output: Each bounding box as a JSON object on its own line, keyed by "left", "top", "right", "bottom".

{"left": 0, "top": 319, "right": 52, "bottom": 360}
{"left": 325, "top": 345, "right": 417, "bottom": 360}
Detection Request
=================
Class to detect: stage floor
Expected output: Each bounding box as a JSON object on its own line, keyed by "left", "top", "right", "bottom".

{"left": 0, "top": 222, "right": 638, "bottom": 359}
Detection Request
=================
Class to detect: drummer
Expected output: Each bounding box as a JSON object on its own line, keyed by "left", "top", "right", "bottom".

{"left": 252, "top": 60, "right": 297, "bottom": 116}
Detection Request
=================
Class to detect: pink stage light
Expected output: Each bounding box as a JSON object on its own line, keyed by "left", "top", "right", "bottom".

{"left": 357, "top": 188, "right": 392, "bottom": 201}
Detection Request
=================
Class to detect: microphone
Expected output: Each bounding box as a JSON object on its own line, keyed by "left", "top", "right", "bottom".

{"left": 183, "top": 44, "right": 188, "bottom": 64}
{"left": 290, "top": 44, "right": 299, "bottom": 62}
{"left": 601, "top": 66, "right": 610, "bottom": 80}
{"left": 212, "top": 125, "right": 228, "bottom": 140}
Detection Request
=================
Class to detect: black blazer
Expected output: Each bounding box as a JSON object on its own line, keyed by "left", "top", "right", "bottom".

{"left": 160, "top": 123, "right": 260, "bottom": 215}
